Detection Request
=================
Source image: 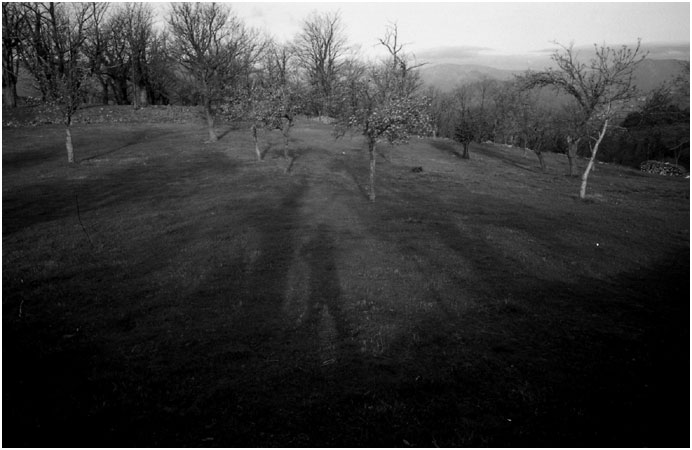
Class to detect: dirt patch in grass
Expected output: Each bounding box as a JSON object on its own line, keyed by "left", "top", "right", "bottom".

{"left": 3, "top": 120, "right": 689, "bottom": 446}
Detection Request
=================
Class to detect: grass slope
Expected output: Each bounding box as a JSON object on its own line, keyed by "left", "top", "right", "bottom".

{"left": 3, "top": 119, "right": 690, "bottom": 447}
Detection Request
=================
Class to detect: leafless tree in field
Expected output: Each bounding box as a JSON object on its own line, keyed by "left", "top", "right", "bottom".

{"left": 19, "top": 2, "right": 95, "bottom": 163}
{"left": 2, "top": 2, "right": 26, "bottom": 107}
{"left": 120, "top": 3, "right": 154, "bottom": 108}
{"left": 337, "top": 24, "right": 432, "bottom": 201}
{"left": 521, "top": 41, "right": 645, "bottom": 197}
{"left": 168, "top": 2, "right": 263, "bottom": 142}
{"left": 293, "top": 11, "right": 349, "bottom": 118}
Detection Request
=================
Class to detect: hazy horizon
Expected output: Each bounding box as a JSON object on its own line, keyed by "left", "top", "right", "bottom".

{"left": 225, "top": 1, "right": 689, "bottom": 67}
{"left": 415, "top": 41, "right": 690, "bottom": 70}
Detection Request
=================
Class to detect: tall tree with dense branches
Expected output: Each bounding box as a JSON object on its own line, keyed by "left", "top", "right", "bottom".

{"left": 2, "top": 2, "right": 26, "bottom": 107}
{"left": 293, "top": 11, "right": 348, "bottom": 118}
{"left": 168, "top": 2, "right": 263, "bottom": 142}
{"left": 121, "top": 2, "right": 154, "bottom": 108}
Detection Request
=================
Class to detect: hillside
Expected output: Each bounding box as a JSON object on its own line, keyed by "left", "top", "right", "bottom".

{"left": 420, "top": 58, "right": 688, "bottom": 93}
{"left": 3, "top": 118, "right": 689, "bottom": 447}
{"left": 632, "top": 58, "right": 688, "bottom": 92}
{"left": 418, "top": 63, "right": 520, "bottom": 92}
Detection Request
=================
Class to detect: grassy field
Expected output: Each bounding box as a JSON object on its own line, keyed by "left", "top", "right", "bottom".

{"left": 2, "top": 118, "right": 689, "bottom": 446}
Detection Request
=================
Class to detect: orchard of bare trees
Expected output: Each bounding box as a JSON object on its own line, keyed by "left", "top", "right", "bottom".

{"left": 3, "top": 3, "right": 689, "bottom": 194}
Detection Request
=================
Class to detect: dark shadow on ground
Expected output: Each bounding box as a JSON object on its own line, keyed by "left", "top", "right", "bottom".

{"left": 474, "top": 144, "right": 546, "bottom": 174}
{"left": 3, "top": 135, "right": 689, "bottom": 447}
{"left": 79, "top": 129, "right": 168, "bottom": 162}
{"left": 429, "top": 139, "right": 466, "bottom": 159}
{"left": 328, "top": 157, "right": 372, "bottom": 201}
{"left": 352, "top": 182, "right": 690, "bottom": 446}
{"left": 301, "top": 223, "right": 353, "bottom": 356}
{"left": 2, "top": 149, "right": 238, "bottom": 237}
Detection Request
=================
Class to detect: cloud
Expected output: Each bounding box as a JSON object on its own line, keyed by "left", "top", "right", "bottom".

{"left": 416, "top": 46, "right": 495, "bottom": 61}
{"left": 413, "top": 40, "right": 689, "bottom": 71}
{"left": 536, "top": 41, "right": 690, "bottom": 61}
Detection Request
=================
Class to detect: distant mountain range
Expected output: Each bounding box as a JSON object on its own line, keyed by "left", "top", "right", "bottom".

{"left": 418, "top": 64, "right": 520, "bottom": 92}
{"left": 419, "top": 58, "right": 689, "bottom": 94}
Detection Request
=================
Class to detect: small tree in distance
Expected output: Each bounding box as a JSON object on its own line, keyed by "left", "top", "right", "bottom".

{"left": 242, "top": 83, "right": 301, "bottom": 163}
{"left": 336, "top": 25, "right": 432, "bottom": 201}
{"left": 515, "top": 89, "right": 556, "bottom": 172}
{"left": 453, "top": 112, "right": 475, "bottom": 159}
{"left": 293, "top": 11, "right": 349, "bottom": 118}
{"left": 225, "top": 41, "right": 303, "bottom": 164}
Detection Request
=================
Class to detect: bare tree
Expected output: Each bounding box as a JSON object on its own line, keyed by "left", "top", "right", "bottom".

{"left": 231, "top": 41, "right": 302, "bottom": 164}
{"left": 20, "top": 2, "right": 94, "bottom": 163}
{"left": 293, "top": 11, "right": 348, "bottom": 118}
{"left": 121, "top": 2, "right": 154, "bottom": 108}
{"left": 100, "top": 7, "right": 132, "bottom": 104}
{"left": 469, "top": 76, "right": 497, "bottom": 143}
{"left": 377, "top": 22, "right": 425, "bottom": 98}
{"left": 168, "top": 2, "right": 262, "bottom": 142}
{"left": 2, "top": 2, "right": 26, "bottom": 107}
{"left": 264, "top": 42, "right": 302, "bottom": 161}
{"left": 521, "top": 41, "right": 645, "bottom": 197}
{"left": 513, "top": 87, "right": 558, "bottom": 171}
{"left": 336, "top": 25, "right": 432, "bottom": 201}
{"left": 451, "top": 85, "right": 476, "bottom": 158}
{"left": 82, "top": 2, "right": 111, "bottom": 105}
{"left": 453, "top": 112, "right": 475, "bottom": 159}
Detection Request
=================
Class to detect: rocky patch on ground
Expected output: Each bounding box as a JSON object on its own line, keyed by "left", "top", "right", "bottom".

{"left": 639, "top": 160, "right": 688, "bottom": 177}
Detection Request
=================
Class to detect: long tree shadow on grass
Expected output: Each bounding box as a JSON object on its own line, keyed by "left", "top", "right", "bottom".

{"left": 428, "top": 139, "right": 466, "bottom": 159}
{"left": 2, "top": 147, "right": 239, "bottom": 237}
{"left": 429, "top": 139, "right": 547, "bottom": 174}
{"left": 2, "top": 178, "right": 311, "bottom": 447}
{"left": 475, "top": 144, "right": 547, "bottom": 174}
{"left": 353, "top": 184, "right": 690, "bottom": 446}
{"left": 79, "top": 128, "right": 171, "bottom": 163}
{"left": 4, "top": 143, "right": 688, "bottom": 446}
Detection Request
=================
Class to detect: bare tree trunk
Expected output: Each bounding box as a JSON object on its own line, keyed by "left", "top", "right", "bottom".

{"left": 113, "top": 78, "right": 129, "bottom": 105}
{"left": 369, "top": 139, "right": 377, "bottom": 202}
{"left": 3, "top": 82, "right": 17, "bottom": 107}
{"left": 566, "top": 136, "right": 580, "bottom": 176}
{"left": 462, "top": 142, "right": 470, "bottom": 159}
{"left": 132, "top": 85, "right": 139, "bottom": 109}
{"left": 580, "top": 119, "right": 609, "bottom": 199}
{"left": 522, "top": 135, "right": 528, "bottom": 158}
{"left": 588, "top": 142, "right": 597, "bottom": 172}
{"left": 138, "top": 82, "right": 149, "bottom": 107}
{"left": 99, "top": 78, "right": 109, "bottom": 105}
{"left": 252, "top": 124, "right": 261, "bottom": 161}
{"left": 66, "top": 125, "right": 74, "bottom": 163}
{"left": 281, "top": 117, "right": 291, "bottom": 159}
{"left": 204, "top": 97, "right": 217, "bottom": 142}
{"left": 535, "top": 150, "right": 546, "bottom": 172}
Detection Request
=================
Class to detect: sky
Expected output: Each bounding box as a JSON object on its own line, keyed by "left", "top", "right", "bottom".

{"left": 223, "top": 1, "right": 690, "bottom": 68}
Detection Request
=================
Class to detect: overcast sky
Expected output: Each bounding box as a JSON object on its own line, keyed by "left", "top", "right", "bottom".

{"left": 225, "top": 2, "right": 689, "bottom": 66}
{"left": 151, "top": 2, "right": 689, "bottom": 69}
